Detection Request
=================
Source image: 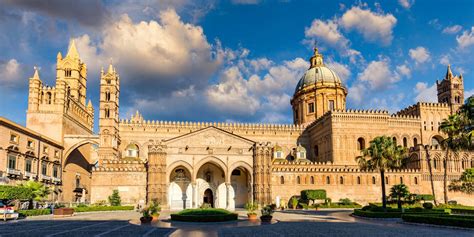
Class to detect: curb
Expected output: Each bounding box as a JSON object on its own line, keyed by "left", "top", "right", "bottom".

{"left": 350, "top": 214, "right": 401, "bottom": 221}
{"left": 400, "top": 221, "right": 474, "bottom": 231}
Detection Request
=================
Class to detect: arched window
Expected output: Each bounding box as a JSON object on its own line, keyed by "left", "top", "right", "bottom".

{"left": 413, "top": 138, "right": 418, "bottom": 146}
{"left": 432, "top": 137, "right": 441, "bottom": 149}
{"left": 310, "top": 176, "right": 314, "bottom": 184}
{"left": 105, "top": 91, "right": 111, "bottom": 101}
{"left": 414, "top": 177, "right": 418, "bottom": 185}
{"left": 433, "top": 158, "right": 438, "bottom": 169}
{"left": 46, "top": 92, "right": 52, "bottom": 104}
{"left": 392, "top": 137, "right": 397, "bottom": 146}
{"left": 357, "top": 137, "right": 365, "bottom": 150}
{"left": 296, "top": 176, "right": 301, "bottom": 184}
{"left": 65, "top": 68, "right": 72, "bottom": 77}
{"left": 357, "top": 176, "right": 361, "bottom": 185}
{"left": 314, "top": 145, "right": 319, "bottom": 158}
{"left": 125, "top": 144, "right": 139, "bottom": 158}
{"left": 280, "top": 176, "right": 284, "bottom": 184}
{"left": 339, "top": 176, "right": 344, "bottom": 184}
{"left": 105, "top": 108, "right": 110, "bottom": 118}
{"left": 403, "top": 137, "right": 408, "bottom": 147}
{"left": 400, "top": 177, "right": 403, "bottom": 184}
{"left": 385, "top": 176, "right": 389, "bottom": 184}
{"left": 372, "top": 176, "right": 376, "bottom": 184}
{"left": 326, "top": 176, "right": 330, "bottom": 184}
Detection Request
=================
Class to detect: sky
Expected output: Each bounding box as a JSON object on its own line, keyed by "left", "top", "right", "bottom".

{"left": 0, "top": 0, "right": 473, "bottom": 131}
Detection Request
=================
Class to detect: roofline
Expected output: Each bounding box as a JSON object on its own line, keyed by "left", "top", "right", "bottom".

{"left": 164, "top": 126, "right": 256, "bottom": 145}
{"left": 0, "top": 116, "right": 63, "bottom": 148}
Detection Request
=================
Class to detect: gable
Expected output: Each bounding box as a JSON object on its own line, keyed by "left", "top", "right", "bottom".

{"left": 164, "top": 126, "right": 255, "bottom": 148}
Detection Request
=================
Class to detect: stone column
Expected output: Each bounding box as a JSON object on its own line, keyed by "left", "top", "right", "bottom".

{"left": 191, "top": 183, "right": 196, "bottom": 208}
{"left": 147, "top": 142, "right": 167, "bottom": 206}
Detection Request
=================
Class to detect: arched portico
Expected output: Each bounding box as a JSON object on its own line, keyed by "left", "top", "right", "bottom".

{"left": 168, "top": 166, "right": 192, "bottom": 210}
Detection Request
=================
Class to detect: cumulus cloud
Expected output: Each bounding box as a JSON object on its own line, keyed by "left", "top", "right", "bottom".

{"left": 396, "top": 64, "right": 411, "bottom": 78}
{"left": 414, "top": 82, "right": 437, "bottom": 102}
{"left": 2, "top": 0, "right": 109, "bottom": 26}
{"left": 340, "top": 6, "right": 397, "bottom": 45}
{"left": 0, "top": 59, "right": 24, "bottom": 88}
{"left": 357, "top": 58, "right": 400, "bottom": 90}
{"left": 439, "top": 54, "right": 450, "bottom": 66}
{"left": 347, "top": 83, "right": 366, "bottom": 104}
{"left": 457, "top": 26, "right": 474, "bottom": 49}
{"left": 398, "top": 0, "right": 414, "bottom": 9}
{"left": 409, "top": 46, "right": 430, "bottom": 64}
{"left": 442, "top": 25, "right": 462, "bottom": 34}
{"left": 305, "top": 19, "right": 349, "bottom": 49}
{"left": 326, "top": 61, "right": 351, "bottom": 82}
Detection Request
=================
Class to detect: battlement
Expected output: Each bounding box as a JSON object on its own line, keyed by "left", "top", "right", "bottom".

{"left": 396, "top": 102, "right": 450, "bottom": 116}
{"left": 272, "top": 160, "right": 421, "bottom": 173}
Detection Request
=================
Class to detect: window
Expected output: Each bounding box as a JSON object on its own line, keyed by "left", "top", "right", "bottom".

{"left": 280, "top": 176, "right": 285, "bottom": 184}
{"left": 106, "top": 79, "right": 111, "bottom": 84}
{"left": 357, "top": 138, "right": 365, "bottom": 150}
{"left": 392, "top": 137, "right": 397, "bottom": 146}
{"left": 43, "top": 146, "right": 49, "bottom": 154}
{"left": 296, "top": 176, "right": 301, "bottom": 184}
{"left": 25, "top": 159, "right": 32, "bottom": 172}
{"left": 54, "top": 150, "right": 59, "bottom": 158}
{"left": 413, "top": 138, "right": 418, "bottom": 146}
{"left": 308, "top": 102, "right": 315, "bottom": 113}
{"left": 403, "top": 137, "right": 408, "bottom": 147}
{"left": 339, "top": 176, "right": 344, "bottom": 184}
{"left": 53, "top": 166, "right": 58, "bottom": 178}
{"left": 46, "top": 92, "right": 52, "bottom": 104}
{"left": 8, "top": 154, "right": 16, "bottom": 169}
{"left": 326, "top": 176, "right": 330, "bottom": 184}
{"left": 27, "top": 140, "right": 34, "bottom": 149}
{"left": 357, "top": 176, "right": 361, "bottom": 185}
{"left": 76, "top": 176, "right": 80, "bottom": 188}
{"left": 41, "top": 162, "right": 47, "bottom": 175}
{"left": 105, "top": 108, "right": 110, "bottom": 118}
{"left": 414, "top": 177, "right": 418, "bottom": 185}
{"left": 385, "top": 177, "right": 389, "bottom": 184}
{"left": 328, "top": 100, "right": 335, "bottom": 111}
{"left": 105, "top": 91, "right": 111, "bottom": 101}
{"left": 65, "top": 69, "right": 72, "bottom": 77}
{"left": 310, "top": 176, "right": 314, "bottom": 184}
{"left": 275, "top": 151, "right": 283, "bottom": 158}
{"left": 126, "top": 144, "right": 139, "bottom": 157}
{"left": 372, "top": 176, "right": 376, "bottom": 184}
{"left": 10, "top": 134, "right": 18, "bottom": 143}
{"left": 231, "top": 170, "right": 241, "bottom": 176}
{"left": 400, "top": 177, "right": 403, "bottom": 184}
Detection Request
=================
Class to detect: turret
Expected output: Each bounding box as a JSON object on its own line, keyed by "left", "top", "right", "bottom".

{"left": 437, "top": 65, "right": 464, "bottom": 113}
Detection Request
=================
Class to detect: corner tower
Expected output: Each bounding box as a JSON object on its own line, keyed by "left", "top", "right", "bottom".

{"left": 437, "top": 65, "right": 464, "bottom": 113}
{"left": 98, "top": 64, "right": 120, "bottom": 161}
{"left": 291, "top": 48, "right": 347, "bottom": 125}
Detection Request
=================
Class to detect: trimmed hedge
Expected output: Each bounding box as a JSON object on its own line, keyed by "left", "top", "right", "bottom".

{"left": 18, "top": 209, "right": 51, "bottom": 217}
{"left": 353, "top": 209, "right": 403, "bottom": 218}
{"left": 451, "top": 208, "right": 474, "bottom": 215}
{"left": 73, "top": 206, "right": 134, "bottom": 212}
{"left": 170, "top": 208, "right": 238, "bottom": 222}
{"left": 0, "top": 185, "right": 33, "bottom": 200}
{"left": 353, "top": 209, "right": 449, "bottom": 218}
{"left": 301, "top": 190, "right": 327, "bottom": 201}
{"left": 402, "top": 214, "right": 474, "bottom": 228}
{"left": 319, "top": 203, "right": 361, "bottom": 208}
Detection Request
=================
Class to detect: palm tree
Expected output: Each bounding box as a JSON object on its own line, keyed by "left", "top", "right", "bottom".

{"left": 389, "top": 184, "right": 410, "bottom": 209}
{"left": 423, "top": 145, "right": 438, "bottom": 206}
{"left": 20, "top": 180, "right": 51, "bottom": 209}
{"left": 439, "top": 114, "right": 465, "bottom": 204}
{"left": 356, "top": 136, "right": 408, "bottom": 210}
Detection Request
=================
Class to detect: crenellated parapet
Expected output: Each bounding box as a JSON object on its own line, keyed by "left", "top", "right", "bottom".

{"left": 272, "top": 160, "right": 420, "bottom": 173}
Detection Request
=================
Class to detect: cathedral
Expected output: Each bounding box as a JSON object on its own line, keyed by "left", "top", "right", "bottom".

{"left": 9, "top": 40, "right": 473, "bottom": 209}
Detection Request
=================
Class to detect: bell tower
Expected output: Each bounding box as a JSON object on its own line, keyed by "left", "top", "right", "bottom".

{"left": 437, "top": 65, "right": 464, "bottom": 113}
{"left": 98, "top": 64, "right": 120, "bottom": 160}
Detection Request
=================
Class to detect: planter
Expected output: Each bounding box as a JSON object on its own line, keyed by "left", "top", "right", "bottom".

{"left": 140, "top": 216, "right": 153, "bottom": 224}
{"left": 53, "top": 208, "right": 74, "bottom": 217}
{"left": 260, "top": 215, "right": 273, "bottom": 223}
{"left": 247, "top": 213, "right": 258, "bottom": 221}
{"left": 151, "top": 213, "right": 160, "bottom": 221}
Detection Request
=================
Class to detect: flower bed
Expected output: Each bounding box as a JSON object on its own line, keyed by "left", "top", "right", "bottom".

{"left": 402, "top": 214, "right": 474, "bottom": 228}
{"left": 170, "top": 208, "right": 238, "bottom": 222}
{"left": 73, "top": 206, "right": 134, "bottom": 212}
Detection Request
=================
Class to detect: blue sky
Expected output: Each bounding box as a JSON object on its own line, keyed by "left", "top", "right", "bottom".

{"left": 0, "top": 0, "right": 473, "bottom": 131}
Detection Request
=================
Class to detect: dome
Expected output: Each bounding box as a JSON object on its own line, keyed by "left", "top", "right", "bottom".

{"left": 294, "top": 48, "right": 343, "bottom": 94}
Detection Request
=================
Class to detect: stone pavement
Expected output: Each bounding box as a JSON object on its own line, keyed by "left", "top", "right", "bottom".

{"left": 0, "top": 209, "right": 472, "bottom": 237}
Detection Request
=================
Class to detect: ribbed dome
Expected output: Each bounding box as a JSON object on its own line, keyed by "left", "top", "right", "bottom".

{"left": 294, "top": 48, "right": 342, "bottom": 94}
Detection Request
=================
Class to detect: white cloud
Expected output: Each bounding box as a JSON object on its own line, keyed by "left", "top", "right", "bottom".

{"left": 442, "top": 25, "right": 462, "bottom": 34}
{"left": 326, "top": 61, "right": 351, "bottom": 82}
{"left": 340, "top": 6, "right": 397, "bottom": 45}
{"left": 396, "top": 64, "right": 411, "bottom": 78}
{"left": 414, "top": 82, "right": 437, "bottom": 102}
{"left": 0, "top": 59, "right": 22, "bottom": 87}
{"left": 347, "top": 83, "right": 366, "bottom": 104}
{"left": 305, "top": 19, "right": 349, "bottom": 49}
{"left": 439, "top": 54, "right": 450, "bottom": 65}
{"left": 456, "top": 26, "right": 474, "bottom": 49}
{"left": 357, "top": 58, "right": 400, "bottom": 90}
{"left": 409, "top": 46, "right": 430, "bottom": 64}
{"left": 465, "top": 89, "right": 474, "bottom": 99}
{"left": 398, "top": 0, "right": 414, "bottom": 9}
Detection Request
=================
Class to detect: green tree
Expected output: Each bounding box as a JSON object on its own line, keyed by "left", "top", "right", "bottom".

{"left": 459, "top": 95, "right": 474, "bottom": 147}
{"left": 108, "top": 190, "right": 121, "bottom": 206}
{"left": 356, "top": 136, "right": 408, "bottom": 210}
{"left": 19, "top": 180, "right": 51, "bottom": 209}
{"left": 449, "top": 168, "right": 473, "bottom": 194}
{"left": 439, "top": 114, "right": 465, "bottom": 204}
{"left": 423, "top": 145, "right": 438, "bottom": 206}
{"left": 389, "top": 184, "right": 410, "bottom": 209}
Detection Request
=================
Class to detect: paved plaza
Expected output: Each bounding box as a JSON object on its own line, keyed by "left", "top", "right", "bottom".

{"left": 0, "top": 210, "right": 472, "bottom": 237}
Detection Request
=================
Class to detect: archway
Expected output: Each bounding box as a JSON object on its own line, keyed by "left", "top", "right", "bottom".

{"left": 229, "top": 167, "right": 251, "bottom": 208}
{"left": 63, "top": 141, "right": 98, "bottom": 203}
{"left": 168, "top": 166, "right": 192, "bottom": 210}
{"left": 196, "top": 161, "right": 226, "bottom": 209}
{"left": 203, "top": 189, "right": 214, "bottom": 207}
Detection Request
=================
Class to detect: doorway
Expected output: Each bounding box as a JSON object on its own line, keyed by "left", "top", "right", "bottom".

{"left": 203, "top": 188, "right": 214, "bottom": 207}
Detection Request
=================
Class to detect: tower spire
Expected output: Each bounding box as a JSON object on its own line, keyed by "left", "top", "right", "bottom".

{"left": 309, "top": 46, "right": 324, "bottom": 68}
{"left": 32, "top": 66, "right": 40, "bottom": 80}
{"left": 66, "top": 39, "right": 80, "bottom": 59}
{"left": 446, "top": 64, "right": 453, "bottom": 80}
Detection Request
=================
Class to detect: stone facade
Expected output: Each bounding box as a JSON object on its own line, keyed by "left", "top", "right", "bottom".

{"left": 7, "top": 42, "right": 473, "bottom": 208}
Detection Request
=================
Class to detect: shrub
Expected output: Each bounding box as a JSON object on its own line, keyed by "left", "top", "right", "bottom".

{"left": 170, "top": 208, "right": 238, "bottom": 222}
{"left": 300, "top": 190, "right": 327, "bottom": 203}
{"left": 353, "top": 209, "right": 402, "bottom": 218}
{"left": 0, "top": 185, "right": 33, "bottom": 200}
{"left": 423, "top": 203, "right": 433, "bottom": 210}
{"left": 451, "top": 208, "right": 474, "bottom": 215}
{"left": 300, "top": 203, "right": 308, "bottom": 210}
{"left": 402, "top": 214, "right": 474, "bottom": 228}
{"left": 244, "top": 202, "right": 258, "bottom": 214}
{"left": 148, "top": 200, "right": 161, "bottom": 216}
{"left": 261, "top": 205, "right": 274, "bottom": 216}
{"left": 76, "top": 203, "right": 88, "bottom": 208}
{"left": 339, "top": 198, "right": 352, "bottom": 205}
{"left": 415, "top": 194, "right": 434, "bottom": 202}
{"left": 108, "top": 190, "right": 121, "bottom": 206}
{"left": 73, "top": 206, "right": 134, "bottom": 212}
{"left": 18, "top": 209, "right": 51, "bottom": 217}
{"left": 291, "top": 197, "right": 299, "bottom": 209}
